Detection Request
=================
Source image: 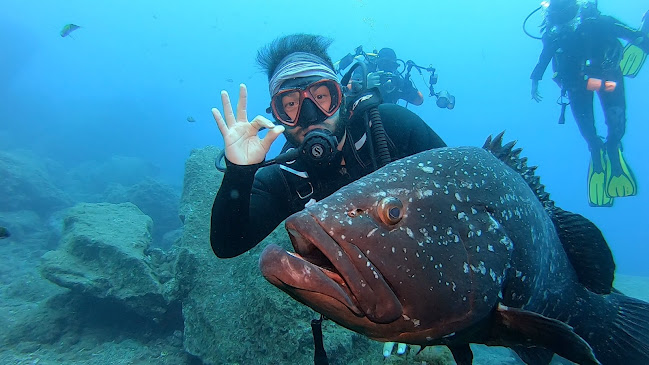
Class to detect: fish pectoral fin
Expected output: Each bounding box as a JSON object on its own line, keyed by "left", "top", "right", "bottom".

{"left": 511, "top": 345, "right": 553, "bottom": 365}
{"left": 494, "top": 304, "right": 601, "bottom": 365}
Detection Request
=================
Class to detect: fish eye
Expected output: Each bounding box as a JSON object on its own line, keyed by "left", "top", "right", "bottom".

{"left": 378, "top": 197, "right": 403, "bottom": 225}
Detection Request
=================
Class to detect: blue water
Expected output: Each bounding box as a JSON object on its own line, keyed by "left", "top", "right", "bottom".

{"left": 2, "top": 0, "right": 648, "bottom": 276}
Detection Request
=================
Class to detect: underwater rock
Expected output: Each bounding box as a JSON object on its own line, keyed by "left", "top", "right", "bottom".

{"left": 105, "top": 178, "right": 182, "bottom": 248}
{"left": 174, "top": 146, "right": 377, "bottom": 365}
{"left": 40, "top": 202, "right": 178, "bottom": 318}
{"left": 0, "top": 150, "right": 73, "bottom": 218}
{"left": 63, "top": 155, "right": 161, "bottom": 200}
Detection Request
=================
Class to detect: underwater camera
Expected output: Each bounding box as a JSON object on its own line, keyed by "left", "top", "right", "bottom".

{"left": 379, "top": 72, "right": 400, "bottom": 93}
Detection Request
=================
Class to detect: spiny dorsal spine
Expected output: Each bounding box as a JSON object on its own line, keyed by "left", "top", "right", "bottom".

{"left": 482, "top": 131, "right": 555, "bottom": 209}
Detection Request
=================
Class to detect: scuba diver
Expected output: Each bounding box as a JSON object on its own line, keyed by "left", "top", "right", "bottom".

{"left": 210, "top": 34, "right": 447, "bottom": 364}
{"left": 335, "top": 46, "right": 455, "bottom": 110}
{"left": 527, "top": 0, "right": 649, "bottom": 207}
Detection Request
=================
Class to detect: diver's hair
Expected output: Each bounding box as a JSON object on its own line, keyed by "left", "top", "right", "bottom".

{"left": 256, "top": 34, "right": 335, "bottom": 81}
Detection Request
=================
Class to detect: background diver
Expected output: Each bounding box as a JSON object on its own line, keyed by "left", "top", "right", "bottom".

{"left": 528, "top": 0, "right": 649, "bottom": 207}
{"left": 335, "top": 46, "right": 455, "bottom": 110}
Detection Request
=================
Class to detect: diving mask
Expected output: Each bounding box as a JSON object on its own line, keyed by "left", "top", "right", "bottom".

{"left": 270, "top": 78, "right": 342, "bottom": 127}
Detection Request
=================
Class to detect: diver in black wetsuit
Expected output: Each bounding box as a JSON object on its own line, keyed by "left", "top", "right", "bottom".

{"left": 530, "top": 0, "right": 649, "bottom": 207}
{"left": 210, "top": 34, "right": 445, "bottom": 258}
{"left": 209, "top": 34, "right": 445, "bottom": 364}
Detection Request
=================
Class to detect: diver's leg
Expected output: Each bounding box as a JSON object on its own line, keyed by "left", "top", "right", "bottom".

{"left": 568, "top": 88, "right": 603, "bottom": 170}
{"left": 599, "top": 79, "right": 626, "bottom": 175}
{"left": 599, "top": 77, "right": 637, "bottom": 197}
{"left": 570, "top": 87, "right": 613, "bottom": 206}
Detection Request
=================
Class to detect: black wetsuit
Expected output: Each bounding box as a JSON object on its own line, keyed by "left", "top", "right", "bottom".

{"left": 530, "top": 13, "right": 649, "bottom": 169}
{"left": 211, "top": 103, "right": 446, "bottom": 258}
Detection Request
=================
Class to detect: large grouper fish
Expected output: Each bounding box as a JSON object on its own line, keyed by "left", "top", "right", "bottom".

{"left": 259, "top": 133, "right": 649, "bottom": 365}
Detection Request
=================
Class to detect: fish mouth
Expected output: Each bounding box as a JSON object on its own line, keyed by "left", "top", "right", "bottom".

{"left": 259, "top": 211, "right": 402, "bottom": 324}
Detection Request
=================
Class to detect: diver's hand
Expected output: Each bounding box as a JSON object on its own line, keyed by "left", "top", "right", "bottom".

{"left": 212, "top": 84, "right": 285, "bottom": 166}
{"left": 531, "top": 80, "right": 543, "bottom": 102}
{"left": 383, "top": 342, "right": 408, "bottom": 358}
{"left": 367, "top": 71, "right": 383, "bottom": 89}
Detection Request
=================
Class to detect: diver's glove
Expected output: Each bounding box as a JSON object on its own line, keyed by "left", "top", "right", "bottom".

{"left": 383, "top": 342, "right": 408, "bottom": 358}
{"left": 367, "top": 72, "right": 382, "bottom": 89}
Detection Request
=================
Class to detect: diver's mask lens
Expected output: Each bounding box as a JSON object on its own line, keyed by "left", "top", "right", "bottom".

{"left": 270, "top": 79, "right": 342, "bottom": 127}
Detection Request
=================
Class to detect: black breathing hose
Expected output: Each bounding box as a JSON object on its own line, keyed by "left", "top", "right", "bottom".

{"left": 524, "top": 6, "right": 544, "bottom": 40}
{"left": 368, "top": 107, "right": 392, "bottom": 168}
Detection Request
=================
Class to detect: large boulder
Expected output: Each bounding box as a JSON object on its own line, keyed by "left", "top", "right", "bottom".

{"left": 40, "top": 202, "right": 177, "bottom": 318}
{"left": 105, "top": 178, "right": 182, "bottom": 248}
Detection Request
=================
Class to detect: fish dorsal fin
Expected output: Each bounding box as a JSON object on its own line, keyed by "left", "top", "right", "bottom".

{"left": 547, "top": 207, "right": 615, "bottom": 294}
{"left": 482, "top": 132, "right": 615, "bottom": 294}
{"left": 482, "top": 131, "right": 554, "bottom": 209}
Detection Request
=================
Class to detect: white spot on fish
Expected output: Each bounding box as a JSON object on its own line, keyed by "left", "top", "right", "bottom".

{"left": 406, "top": 227, "right": 414, "bottom": 238}
{"left": 450, "top": 204, "right": 456, "bottom": 211}
{"left": 463, "top": 262, "right": 469, "bottom": 274}
{"left": 455, "top": 192, "right": 462, "bottom": 202}
{"left": 391, "top": 247, "right": 395, "bottom": 253}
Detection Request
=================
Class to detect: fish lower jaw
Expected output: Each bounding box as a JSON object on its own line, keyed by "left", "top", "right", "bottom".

{"left": 284, "top": 250, "right": 363, "bottom": 314}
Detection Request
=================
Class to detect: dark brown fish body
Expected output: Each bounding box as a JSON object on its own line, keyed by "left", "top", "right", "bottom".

{"left": 260, "top": 137, "right": 649, "bottom": 364}
{"left": 0, "top": 226, "right": 9, "bottom": 239}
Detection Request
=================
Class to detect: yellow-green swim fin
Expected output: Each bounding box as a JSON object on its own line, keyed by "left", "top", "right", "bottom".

{"left": 621, "top": 10, "right": 648, "bottom": 78}
{"left": 606, "top": 148, "right": 638, "bottom": 198}
{"left": 621, "top": 42, "right": 647, "bottom": 78}
{"left": 588, "top": 149, "right": 614, "bottom": 207}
